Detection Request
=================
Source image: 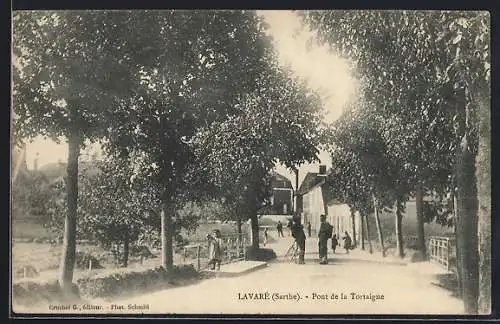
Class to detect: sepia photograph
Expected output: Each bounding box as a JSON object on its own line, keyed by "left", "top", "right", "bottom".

{"left": 10, "top": 9, "right": 491, "bottom": 317}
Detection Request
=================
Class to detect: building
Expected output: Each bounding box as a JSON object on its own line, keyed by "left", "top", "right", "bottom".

{"left": 296, "top": 166, "right": 453, "bottom": 243}
{"left": 295, "top": 166, "right": 359, "bottom": 237}
{"left": 268, "top": 172, "right": 294, "bottom": 215}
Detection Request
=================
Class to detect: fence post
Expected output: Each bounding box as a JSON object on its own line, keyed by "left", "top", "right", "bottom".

{"left": 197, "top": 245, "right": 201, "bottom": 271}
{"left": 446, "top": 238, "right": 451, "bottom": 272}
{"left": 243, "top": 236, "right": 247, "bottom": 260}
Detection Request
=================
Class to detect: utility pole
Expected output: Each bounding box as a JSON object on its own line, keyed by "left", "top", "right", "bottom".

{"left": 292, "top": 167, "right": 299, "bottom": 214}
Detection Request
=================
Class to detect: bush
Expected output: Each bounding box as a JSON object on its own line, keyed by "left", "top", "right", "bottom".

{"left": 130, "top": 245, "right": 155, "bottom": 259}
{"left": 75, "top": 251, "right": 103, "bottom": 270}
{"left": 409, "top": 250, "right": 427, "bottom": 262}
{"left": 245, "top": 247, "right": 277, "bottom": 261}
{"left": 77, "top": 264, "right": 198, "bottom": 299}
{"left": 13, "top": 280, "right": 80, "bottom": 306}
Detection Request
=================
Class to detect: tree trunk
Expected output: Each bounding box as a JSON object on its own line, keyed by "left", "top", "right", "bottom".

{"left": 372, "top": 194, "right": 385, "bottom": 257}
{"left": 453, "top": 189, "right": 463, "bottom": 298}
{"left": 364, "top": 212, "right": 373, "bottom": 254}
{"left": 161, "top": 202, "right": 174, "bottom": 271}
{"left": 360, "top": 211, "right": 365, "bottom": 251}
{"left": 476, "top": 93, "right": 491, "bottom": 314}
{"left": 350, "top": 207, "right": 357, "bottom": 248}
{"left": 122, "top": 229, "right": 130, "bottom": 268}
{"left": 456, "top": 134, "right": 479, "bottom": 314}
{"left": 58, "top": 120, "right": 80, "bottom": 296}
{"left": 415, "top": 181, "right": 426, "bottom": 257}
{"left": 250, "top": 212, "right": 259, "bottom": 250}
{"left": 395, "top": 200, "right": 405, "bottom": 258}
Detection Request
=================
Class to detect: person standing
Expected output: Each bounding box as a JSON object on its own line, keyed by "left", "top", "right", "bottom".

{"left": 263, "top": 227, "right": 268, "bottom": 246}
{"left": 276, "top": 221, "right": 284, "bottom": 237}
{"left": 307, "top": 221, "right": 312, "bottom": 238}
{"left": 207, "top": 229, "right": 223, "bottom": 270}
{"left": 287, "top": 219, "right": 293, "bottom": 237}
{"left": 318, "top": 214, "right": 333, "bottom": 264}
{"left": 342, "top": 231, "right": 352, "bottom": 254}
{"left": 331, "top": 234, "right": 339, "bottom": 254}
{"left": 291, "top": 217, "right": 306, "bottom": 264}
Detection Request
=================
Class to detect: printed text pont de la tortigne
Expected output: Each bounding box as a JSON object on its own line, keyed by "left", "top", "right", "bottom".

{"left": 237, "top": 292, "right": 385, "bottom": 302}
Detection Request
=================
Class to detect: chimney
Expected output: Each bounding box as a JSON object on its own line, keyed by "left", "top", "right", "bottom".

{"left": 318, "top": 165, "right": 327, "bottom": 176}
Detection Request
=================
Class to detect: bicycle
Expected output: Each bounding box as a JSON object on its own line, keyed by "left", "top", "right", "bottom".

{"left": 284, "top": 241, "right": 299, "bottom": 261}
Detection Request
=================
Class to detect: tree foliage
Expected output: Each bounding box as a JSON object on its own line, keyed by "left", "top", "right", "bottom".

{"left": 301, "top": 9, "right": 490, "bottom": 314}
{"left": 193, "top": 66, "right": 324, "bottom": 236}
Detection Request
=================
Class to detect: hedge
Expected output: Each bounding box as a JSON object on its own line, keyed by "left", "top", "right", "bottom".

{"left": 76, "top": 264, "right": 198, "bottom": 299}
{"left": 245, "top": 247, "right": 277, "bottom": 262}
{"left": 13, "top": 265, "right": 199, "bottom": 306}
{"left": 13, "top": 280, "right": 80, "bottom": 307}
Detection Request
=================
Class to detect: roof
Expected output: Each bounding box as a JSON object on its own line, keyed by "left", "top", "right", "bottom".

{"left": 297, "top": 172, "right": 325, "bottom": 195}
{"left": 270, "top": 172, "right": 293, "bottom": 189}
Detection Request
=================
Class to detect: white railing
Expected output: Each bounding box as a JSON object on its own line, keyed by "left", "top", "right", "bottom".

{"left": 182, "top": 233, "right": 248, "bottom": 270}
{"left": 429, "top": 236, "right": 456, "bottom": 271}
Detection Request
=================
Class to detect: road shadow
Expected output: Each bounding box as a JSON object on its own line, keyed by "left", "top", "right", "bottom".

{"left": 271, "top": 254, "right": 406, "bottom": 267}
{"left": 322, "top": 257, "right": 406, "bottom": 266}
{"left": 431, "top": 272, "right": 461, "bottom": 298}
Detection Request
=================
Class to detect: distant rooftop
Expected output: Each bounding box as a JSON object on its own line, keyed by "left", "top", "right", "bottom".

{"left": 297, "top": 172, "right": 325, "bottom": 195}
{"left": 270, "top": 172, "right": 293, "bottom": 189}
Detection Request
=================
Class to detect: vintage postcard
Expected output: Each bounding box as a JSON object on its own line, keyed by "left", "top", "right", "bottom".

{"left": 10, "top": 9, "right": 491, "bottom": 317}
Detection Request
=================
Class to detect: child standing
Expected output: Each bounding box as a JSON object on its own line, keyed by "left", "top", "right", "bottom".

{"left": 342, "top": 231, "right": 352, "bottom": 254}
{"left": 207, "top": 229, "right": 223, "bottom": 270}
{"left": 331, "top": 234, "right": 339, "bottom": 253}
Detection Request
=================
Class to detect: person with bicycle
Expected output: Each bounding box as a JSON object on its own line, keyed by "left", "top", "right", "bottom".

{"left": 291, "top": 216, "right": 306, "bottom": 264}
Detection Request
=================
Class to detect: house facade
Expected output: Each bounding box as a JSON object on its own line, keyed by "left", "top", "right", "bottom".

{"left": 296, "top": 166, "right": 453, "bottom": 244}
{"left": 269, "top": 172, "right": 294, "bottom": 215}
{"left": 296, "top": 167, "right": 360, "bottom": 240}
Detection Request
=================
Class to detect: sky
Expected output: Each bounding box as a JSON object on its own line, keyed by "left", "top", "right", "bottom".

{"left": 258, "top": 10, "right": 356, "bottom": 186}
{"left": 21, "top": 10, "right": 357, "bottom": 186}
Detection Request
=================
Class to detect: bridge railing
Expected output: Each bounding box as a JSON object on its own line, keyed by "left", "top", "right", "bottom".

{"left": 428, "top": 236, "right": 456, "bottom": 271}
{"left": 182, "top": 233, "right": 248, "bottom": 270}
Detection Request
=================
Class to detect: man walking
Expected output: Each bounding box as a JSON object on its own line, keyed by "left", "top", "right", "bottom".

{"left": 318, "top": 214, "right": 333, "bottom": 264}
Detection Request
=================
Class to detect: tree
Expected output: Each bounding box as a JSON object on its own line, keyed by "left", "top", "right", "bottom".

{"left": 77, "top": 156, "right": 160, "bottom": 267}
{"left": 97, "top": 10, "right": 285, "bottom": 269}
{"left": 302, "top": 10, "right": 490, "bottom": 313}
{"left": 194, "top": 67, "right": 324, "bottom": 250}
{"left": 12, "top": 11, "right": 136, "bottom": 294}
{"left": 325, "top": 108, "right": 400, "bottom": 257}
{"left": 11, "top": 170, "right": 55, "bottom": 226}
